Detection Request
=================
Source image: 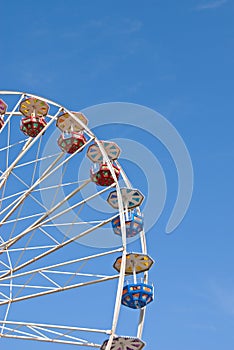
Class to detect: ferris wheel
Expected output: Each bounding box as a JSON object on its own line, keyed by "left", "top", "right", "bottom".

{"left": 0, "top": 91, "right": 155, "bottom": 350}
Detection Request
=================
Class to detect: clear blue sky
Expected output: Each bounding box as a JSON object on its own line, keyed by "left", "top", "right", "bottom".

{"left": 1, "top": 0, "right": 234, "bottom": 349}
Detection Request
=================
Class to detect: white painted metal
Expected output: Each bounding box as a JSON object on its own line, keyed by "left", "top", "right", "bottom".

{"left": 0, "top": 91, "right": 150, "bottom": 349}
{"left": 116, "top": 160, "right": 149, "bottom": 340}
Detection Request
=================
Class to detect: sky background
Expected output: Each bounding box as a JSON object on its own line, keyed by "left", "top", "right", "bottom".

{"left": 1, "top": 0, "right": 234, "bottom": 349}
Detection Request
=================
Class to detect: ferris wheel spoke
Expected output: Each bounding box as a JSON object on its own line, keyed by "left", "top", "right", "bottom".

{"left": 6, "top": 244, "right": 57, "bottom": 253}
{"left": 0, "top": 247, "right": 122, "bottom": 283}
{"left": 37, "top": 227, "right": 60, "bottom": 245}
{"left": 38, "top": 271, "right": 62, "bottom": 288}
{"left": 0, "top": 176, "right": 91, "bottom": 251}
{"left": 2, "top": 325, "right": 92, "bottom": 345}
{"left": 1, "top": 187, "right": 40, "bottom": 206}
{"left": 0, "top": 282, "right": 57, "bottom": 292}
{"left": 33, "top": 179, "right": 82, "bottom": 193}
{"left": 0, "top": 333, "right": 100, "bottom": 347}
{"left": 0, "top": 291, "right": 10, "bottom": 300}
{"left": 0, "top": 273, "right": 119, "bottom": 306}
{"left": 0, "top": 321, "right": 111, "bottom": 334}
{"left": 0, "top": 138, "right": 27, "bottom": 153}
{"left": 0, "top": 136, "right": 94, "bottom": 224}
{"left": 0, "top": 137, "right": 94, "bottom": 220}
{"left": 0, "top": 259, "right": 11, "bottom": 269}
{"left": 30, "top": 135, "right": 43, "bottom": 186}
{"left": 0, "top": 170, "right": 50, "bottom": 212}
{"left": 0, "top": 137, "right": 31, "bottom": 189}
{"left": 40, "top": 182, "right": 116, "bottom": 227}
{"left": 26, "top": 326, "right": 87, "bottom": 344}
{"left": 0, "top": 271, "right": 117, "bottom": 294}
{"left": 1, "top": 212, "right": 44, "bottom": 225}
{"left": 0, "top": 151, "right": 65, "bottom": 221}
{"left": 14, "top": 151, "right": 61, "bottom": 169}
{"left": 0, "top": 249, "right": 123, "bottom": 304}
{"left": 1, "top": 228, "right": 62, "bottom": 273}
{"left": 0, "top": 320, "right": 105, "bottom": 347}
{"left": 26, "top": 326, "right": 51, "bottom": 340}
{"left": 42, "top": 220, "right": 104, "bottom": 227}
{"left": 0, "top": 213, "right": 119, "bottom": 279}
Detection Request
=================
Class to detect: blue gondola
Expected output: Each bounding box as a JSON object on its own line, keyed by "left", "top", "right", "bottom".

{"left": 111, "top": 210, "right": 143, "bottom": 237}
{"left": 122, "top": 282, "right": 153, "bottom": 309}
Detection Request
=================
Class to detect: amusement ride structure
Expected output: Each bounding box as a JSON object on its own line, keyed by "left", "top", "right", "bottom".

{"left": 0, "top": 91, "right": 155, "bottom": 350}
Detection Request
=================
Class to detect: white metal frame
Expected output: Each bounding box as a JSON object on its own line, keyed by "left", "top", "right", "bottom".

{"left": 0, "top": 91, "right": 149, "bottom": 349}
